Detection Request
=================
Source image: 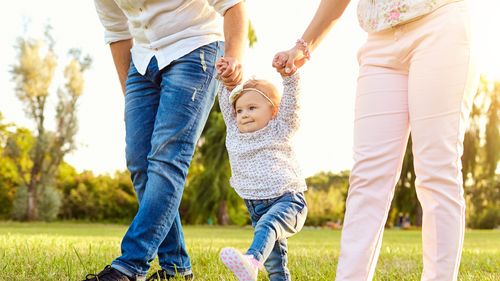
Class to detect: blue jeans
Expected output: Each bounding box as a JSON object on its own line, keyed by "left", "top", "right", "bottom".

{"left": 245, "top": 192, "right": 308, "bottom": 281}
{"left": 112, "top": 41, "right": 223, "bottom": 278}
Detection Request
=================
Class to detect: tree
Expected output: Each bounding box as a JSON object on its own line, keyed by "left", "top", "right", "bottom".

{"left": 463, "top": 77, "right": 500, "bottom": 228}
{"left": 0, "top": 113, "right": 19, "bottom": 218}
{"left": 484, "top": 82, "right": 500, "bottom": 178}
{"left": 8, "top": 27, "right": 92, "bottom": 221}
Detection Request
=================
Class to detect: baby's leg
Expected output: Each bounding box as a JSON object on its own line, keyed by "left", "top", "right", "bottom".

{"left": 246, "top": 193, "right": 307, "bottom": 273}
{"left": 263, "top": 239, "right": 291, "bottom": 281}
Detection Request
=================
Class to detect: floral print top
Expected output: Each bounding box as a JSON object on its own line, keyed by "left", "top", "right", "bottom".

{"left": 218, "top": 73, "right": 307, "bottom": 200}
{"left": 357, "top": 0, "right": 462, "bottom": 33}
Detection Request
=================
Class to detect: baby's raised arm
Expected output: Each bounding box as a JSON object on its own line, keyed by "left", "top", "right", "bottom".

{"left": 216, "top": 58, "right": 237, "bottom": 128}
{"left": 276, "top": 72, "right": 301, "bottom": 135}
{"left": 218, "top": 86, "right": 236, "bottom": 126}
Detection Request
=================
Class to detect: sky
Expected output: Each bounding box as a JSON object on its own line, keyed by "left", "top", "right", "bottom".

{"left": 0, "top": 0, "right": 499, "bottom": 177}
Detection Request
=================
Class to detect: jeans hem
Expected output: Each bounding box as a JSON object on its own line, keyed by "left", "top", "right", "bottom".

{"left": 111, "top": 261, "right": 147, "bottom": 279}
{"left": 162, "top": 266, "right": 193, "bottom": 276}
{"left": 246, "top": 249, "right": 263, "bottom": 263}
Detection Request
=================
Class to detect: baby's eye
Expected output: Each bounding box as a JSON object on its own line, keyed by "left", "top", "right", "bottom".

{"left": 249, "top": 106, "right": 256, "bottom": 110}
{"left": 236, "top": 109, "right": 242, "bottom": 114}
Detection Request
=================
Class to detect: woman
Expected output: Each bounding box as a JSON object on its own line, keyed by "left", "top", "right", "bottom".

{"left": 272, "top": 0, "right": 478, "bottom": 280}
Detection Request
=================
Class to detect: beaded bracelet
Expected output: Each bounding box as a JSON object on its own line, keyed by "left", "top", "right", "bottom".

{"left": 296, "top": 38, "right": 311, "bottom": 60}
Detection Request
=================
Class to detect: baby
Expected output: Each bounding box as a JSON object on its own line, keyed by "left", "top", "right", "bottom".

{"left": 216, "top": 57, "right": 308, "bottom": 281}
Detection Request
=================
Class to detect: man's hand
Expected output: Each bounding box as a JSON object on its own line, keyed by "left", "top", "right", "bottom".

{"left": 216, "top": 56, "right": 243, "bottom": 90}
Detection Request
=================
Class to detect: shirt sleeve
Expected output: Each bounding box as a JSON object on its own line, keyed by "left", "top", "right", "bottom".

{"left": 218, "top": 86, "right": 237, "bottom": 128}
{"left": 276, "top": 72, "right": 301, "bottom": 136}
{"left": 94, "top": 0, "right": 133, "bottom": 44}
{"left": 207, "top": 0, "right": 243, "bottom": 16}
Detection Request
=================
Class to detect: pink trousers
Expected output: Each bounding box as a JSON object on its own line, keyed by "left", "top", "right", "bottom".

{"left": 336, "top": 2, "right": 479, "bottom": 281}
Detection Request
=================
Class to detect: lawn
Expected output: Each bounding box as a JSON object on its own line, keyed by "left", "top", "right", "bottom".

{"left": 0, "top": 222, "right": 498, "bottom": 280}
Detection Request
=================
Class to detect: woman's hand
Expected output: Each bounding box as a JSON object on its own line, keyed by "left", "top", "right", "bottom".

{"left": 272, "top": 45, "right": 308, "bottom": 77}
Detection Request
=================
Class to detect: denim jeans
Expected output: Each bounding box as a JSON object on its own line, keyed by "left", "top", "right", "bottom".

{"left": 111, "top": 41, "right": 223, "bottom": 278}
{"left": 245, "top": 192, "right": 308, "bottom": 281}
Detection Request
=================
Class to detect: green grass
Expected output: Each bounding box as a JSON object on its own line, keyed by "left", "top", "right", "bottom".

{"left": 0, "top": 222, "right": 498, "bottom": 280}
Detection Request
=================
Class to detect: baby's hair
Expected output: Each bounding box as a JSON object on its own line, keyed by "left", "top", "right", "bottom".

{"left": 234, "top": 79, "right": 281, "bottom": 110}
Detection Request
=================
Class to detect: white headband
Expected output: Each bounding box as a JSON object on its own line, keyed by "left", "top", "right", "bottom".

{"left": 229, "top": 84, "right": 275, "bottom": 107}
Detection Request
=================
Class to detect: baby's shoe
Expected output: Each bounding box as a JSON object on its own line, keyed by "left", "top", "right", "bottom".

{"left": 220, "top": 247, "right": 260, "bottom": 281}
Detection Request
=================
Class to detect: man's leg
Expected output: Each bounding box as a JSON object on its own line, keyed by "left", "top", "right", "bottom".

{"left": 156, "top": 215, "right": 191, "bottom": 276}
{"left": 112, "top": 42, "right": 223, "bottom": 277}
{"left": 120, "top": 58, "right": 192, "bottom": 279}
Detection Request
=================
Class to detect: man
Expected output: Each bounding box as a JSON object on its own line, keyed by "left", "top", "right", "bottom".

{"left": 85, "top": 1, "right": 247, "bottom": 280}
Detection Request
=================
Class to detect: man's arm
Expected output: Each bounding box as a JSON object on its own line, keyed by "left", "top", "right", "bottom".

{"left": 223, "top": 2, "right": 246, "bottom": 63}
{"left": 94, "top": 0, "right": 133, "bottom": 95}
{"left": 109, "top": 39, "right": 133, "bottom": 95}
{"left": 218, "top": 2, "right": 247, "bottom": 89}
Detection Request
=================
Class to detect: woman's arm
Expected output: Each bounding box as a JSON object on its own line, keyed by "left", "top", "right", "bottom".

{"left": 302, "top": 0, "right": 351, "bottom": 53}
{"left": 273, "top": 0, "right": 351, "bottom": 76}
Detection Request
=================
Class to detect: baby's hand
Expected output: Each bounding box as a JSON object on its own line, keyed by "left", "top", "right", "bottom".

{"left": 216, "top": 57, "right": 229, "bottom": 77}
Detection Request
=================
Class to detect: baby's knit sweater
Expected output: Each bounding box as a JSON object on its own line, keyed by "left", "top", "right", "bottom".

{"left": 219, "top": 73, "right": 307, "bottom": 200}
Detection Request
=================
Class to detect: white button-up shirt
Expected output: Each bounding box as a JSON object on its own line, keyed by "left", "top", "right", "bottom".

{"left": 94, "top": 0, "right": 241, "bottom": 74}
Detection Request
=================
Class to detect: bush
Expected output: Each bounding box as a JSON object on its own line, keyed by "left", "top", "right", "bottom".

{"left": 10, "top": 185, "right": 28, "bottom": 220}
{"left": 37, "top": 186, "right": 62, "bottom": 221}
{"left": 305, "top": 188, "right": 345, "bottom": 226}
{"left": 474, "top": 207, "right": 500, "bottom": 229}
{"left": 11, "top": 185, "right": 62, "bottom": 221}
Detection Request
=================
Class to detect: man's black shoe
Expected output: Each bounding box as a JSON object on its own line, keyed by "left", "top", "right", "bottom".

{"left": 83, "top": 265, "right": 136, "bottom": 281}
{"left": 146, "top": 270, "right": 194, "bottom": 280}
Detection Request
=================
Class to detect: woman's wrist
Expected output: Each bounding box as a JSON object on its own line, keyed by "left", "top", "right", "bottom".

{"left": 295, "top": 38, "right": 311, "bottom": 60}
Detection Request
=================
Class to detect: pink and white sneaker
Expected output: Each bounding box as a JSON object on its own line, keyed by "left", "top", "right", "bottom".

{"left": 220, "top": 247, "right": 260, "bottom": 281}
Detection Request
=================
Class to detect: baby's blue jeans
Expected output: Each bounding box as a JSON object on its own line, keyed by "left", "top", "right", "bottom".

{"left": 245, "top": 192, "right": 308, "bottom": 281}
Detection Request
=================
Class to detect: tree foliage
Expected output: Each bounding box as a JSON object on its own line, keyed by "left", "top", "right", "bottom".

{"left": 305, "top": 171, "right": 349, "bottom": 226}
{"left": 0, "top": 114, "right": 18, "bottom": 218}
{"left": 57, "top": 166, "right": 137, "bottom": 222}
{"left": 8, "top": 27, "right": 92, "bottom": 221}
{"left": 462, "top": 77, "right": 500, "bottom": 228}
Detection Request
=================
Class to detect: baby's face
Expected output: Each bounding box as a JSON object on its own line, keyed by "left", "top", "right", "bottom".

{"left": 235, "top": 90, "right": 275, "bottom": 133}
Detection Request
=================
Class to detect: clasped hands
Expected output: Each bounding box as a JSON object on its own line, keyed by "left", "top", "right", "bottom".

{"left": 216, "top": 44, "right": 308, "bottom": 89}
